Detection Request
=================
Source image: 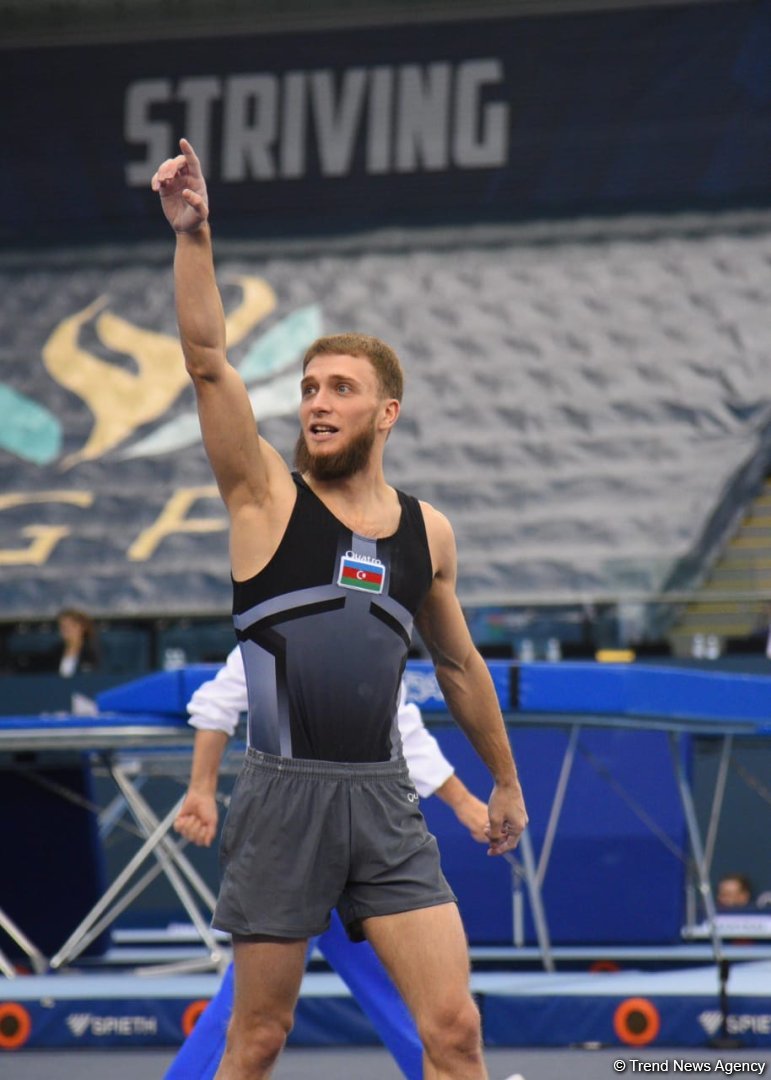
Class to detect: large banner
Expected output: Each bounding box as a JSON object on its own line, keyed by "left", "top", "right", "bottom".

{"left": 2, "top": 2, "right": 771, "bottom": 621}
{"left": 1, "top": 1, "right": 771, "bottom": 245}
{"left": 2, "top": 220, "right": 771, "bottom": 620}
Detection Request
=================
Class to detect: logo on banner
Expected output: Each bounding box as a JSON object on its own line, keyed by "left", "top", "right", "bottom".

{"left": 337, "top": 551, "right": 385, "bottom": 594}
{"left": 67, "top": 1014, "right": 93, "bottom": 1038}
{"left": 66, "top": 1013, "right": 158, "bottom": 1037}
{"left": 698, "top": 1010, "right": 771, "bottom": 1036}
{"left": 0, "top": 286, "right": 322, "bottom": 469}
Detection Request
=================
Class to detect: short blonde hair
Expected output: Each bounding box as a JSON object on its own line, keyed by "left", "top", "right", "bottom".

{"left": 302, "top": 333, "right": 404, "bottom": 402}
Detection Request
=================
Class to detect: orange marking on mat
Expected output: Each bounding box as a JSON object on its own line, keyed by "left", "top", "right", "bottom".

{"left": 0, "top": 1002, "right": 32, "bottom": 1049}
{"left": 590, "top": 960, "right": 621, "bottom": 973}
{"left": 613, "top": 997, "right": 661, "bottom": 1046}
{"left": 181, "top": 999, "right": 210, "bottom": 1037}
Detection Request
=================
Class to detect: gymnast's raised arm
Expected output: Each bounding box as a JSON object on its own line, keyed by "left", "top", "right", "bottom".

{"left": 151, "top": 138, "right": 295, "bottom": 579}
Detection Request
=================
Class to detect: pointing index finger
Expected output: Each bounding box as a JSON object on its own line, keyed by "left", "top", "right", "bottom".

{"left": 179, "top": 137, "right": 202, "bottom": 171}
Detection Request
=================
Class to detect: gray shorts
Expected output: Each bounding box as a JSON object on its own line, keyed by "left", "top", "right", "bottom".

{"left": 213, "top": 749, "right": 456, "bottom": 942}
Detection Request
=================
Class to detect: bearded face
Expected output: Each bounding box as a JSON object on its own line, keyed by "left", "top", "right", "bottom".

{"left": 294, "top": 415, "right": 377, "bottom": 481}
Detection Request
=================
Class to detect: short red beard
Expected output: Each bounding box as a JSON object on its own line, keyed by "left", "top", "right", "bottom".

{"left": 294, "top": 420, "right": 377, "bottom": 481}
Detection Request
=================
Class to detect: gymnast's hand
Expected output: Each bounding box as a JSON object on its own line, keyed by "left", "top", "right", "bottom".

{"left": 174, "top": 788, "right": 219, "bottom": 847}
{"left": 485, "top": 780, "right": 528, "bottom": 856}
{"left": 151, "top": 137, "right": 209, "bottom": 234}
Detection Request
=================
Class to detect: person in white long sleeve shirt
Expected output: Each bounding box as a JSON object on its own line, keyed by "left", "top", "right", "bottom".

{"left": 166, "top": 648, "right": 488, "bottom": 1080}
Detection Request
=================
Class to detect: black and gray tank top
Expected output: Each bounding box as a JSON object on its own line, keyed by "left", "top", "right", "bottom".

{"left": 232, "top": 472, "right": 433, "bottom": 762}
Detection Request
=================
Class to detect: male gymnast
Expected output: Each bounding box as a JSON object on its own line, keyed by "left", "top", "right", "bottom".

{"left": 153, "top": 137, "right": 527, "bottom": 1079}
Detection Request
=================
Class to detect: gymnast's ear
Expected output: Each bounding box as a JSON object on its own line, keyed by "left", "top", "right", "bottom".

{"left": 379, "top": 397, "right": 400, "bottom": 434}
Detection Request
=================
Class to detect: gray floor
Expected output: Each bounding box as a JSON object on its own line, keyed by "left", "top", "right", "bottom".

{"left": 3, "top": 1046, "right": 771, "bottom": 1080}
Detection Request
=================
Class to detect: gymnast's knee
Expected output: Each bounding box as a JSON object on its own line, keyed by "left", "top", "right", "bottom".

{"left": 223, "top": 1010, "right": 293, "bottom": 1072}
{"left": 419, "top": 994, "right": 483, "bottom": 1067}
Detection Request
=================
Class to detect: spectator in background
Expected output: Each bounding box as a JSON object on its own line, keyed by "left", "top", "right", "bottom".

{"left": 55, "top": 608, "right": 100, "bottom": 677}
{"left": 716, "top": 873, "right": 754, "bottom": 910}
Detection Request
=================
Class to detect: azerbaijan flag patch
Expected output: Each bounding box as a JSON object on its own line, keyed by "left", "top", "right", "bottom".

{"left": 337, "top": 551, "right": 386, "bottom": 594}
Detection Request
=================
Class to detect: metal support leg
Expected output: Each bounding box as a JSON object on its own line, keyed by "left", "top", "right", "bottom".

{"left": 0, "top": 907, "right": 47, "bottom": 976}
{"left": 98, "top": 773, "right": 148, "bottom": 840}
{"left": 537, "top": 724, "right": 580, "bottom": 887}
{"left": 514, "top": 826, "right": 555, "bottom": 972}
{"left": 703, "top": 734, "right": 733, "bottom": 883}
{"left": 50, "top": 798, "right": 185, "bottom": 969}
{"left": 669, "top": 731, "right": 724, "bottom": 966}
{"left": 108, "top": 764, "right": 224, "bottom": 971}
{"left": 511, "top": 862, "right": 525, "bottom": 947}
{"left": 56, "top": 839, "right": 187, "bottom": 960}
{"left": 110, "top": 763, "right": 218, "bottom": 912}
{"left": 502, "top": 722, "right": 579, "bottom": 972}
